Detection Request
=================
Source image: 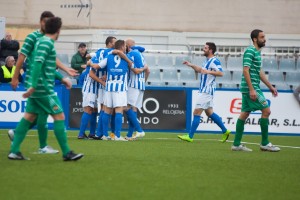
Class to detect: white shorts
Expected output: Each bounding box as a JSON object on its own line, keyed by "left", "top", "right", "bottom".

{"left": 97, "top": 88, "right": 106, "bottom": 104}
{"left": 104, "top": 91, "right": 127, "bottom": 108}
{"left": 194, "top": 92, "right": 214, "bottom": 109}
{"left": 82, "top": 92, "right": 98, "bottom": 108}
{"left": 127, "top": 87, "right": 144, "bottom": 109}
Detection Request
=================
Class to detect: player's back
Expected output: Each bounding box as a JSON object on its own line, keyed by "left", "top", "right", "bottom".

{"left": 105, "top": 54, "right": 129, "bottom": 92}
{"left": 127, "top": 50, "right": 146, "bottom": 90}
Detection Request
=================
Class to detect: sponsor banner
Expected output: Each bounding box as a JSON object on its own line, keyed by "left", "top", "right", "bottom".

{"left": 192, "top": 90, "right": 300, "bottom": 134}
{"left": 68, "top": 88, "right": 186, "bottom": 130}
{"left": 69, "top": 88, "right": 84, "bottom": 128}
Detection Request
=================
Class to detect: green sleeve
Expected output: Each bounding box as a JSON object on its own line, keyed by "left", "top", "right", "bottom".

{"left": 55, "top": 71, "right": 64, "bottom": 81}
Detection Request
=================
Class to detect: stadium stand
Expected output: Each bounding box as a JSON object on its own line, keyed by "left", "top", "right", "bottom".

{"left": 279, "top": 56, "right": 296, "bottom": 72}
{"left": 227, "top": 56, "right": 242, "bottom": 71}
{"left": 262, "top": 56, "right": 279, "bottom": 72}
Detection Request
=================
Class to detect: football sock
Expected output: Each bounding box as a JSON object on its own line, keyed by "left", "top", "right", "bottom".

{"left": 127, "top": 120, "right": 134, "bottom": 137}
{"left": 10, "top": 117, "right": 33, "bottom": 153}
{"left": 126, "top": 109, "right": 143, "bottom": 132}
{"left": 102, "top": 112, "right": 111, "bottom": 137}
{"left": 209, "top": 112, "right": 227, "bottom": 133}
{"left": 78, "top": 112, "right": 91, "bottom": 136}
{"left": 110, "top": 114, "right": 115, "bottom": 134}
{"left": 53, "top": 120, "right": 70, "bottom": 156}
{"left": 89, "top": 112, "right": 97, "bottom": 135}
{"left": 37, "top": 113, "right": 49, "bottom": 149}
{"left": 189, "top": 115, "right": 201, "bottom": 139}
{"left": 260, "top": 118, "right": 269, "bottom": 146}
{"left": 233, "top": 118, "right": 245, "bottom": 146}
{"left": 114, "top": 113, "right": 123, "bottom": 138}
{"left": 96, "top": 110, "right": 104, "bottom": 137}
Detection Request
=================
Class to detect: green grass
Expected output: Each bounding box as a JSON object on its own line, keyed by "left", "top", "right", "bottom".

{"left": 0, "top": 130, "right": 299, "bottom": 200}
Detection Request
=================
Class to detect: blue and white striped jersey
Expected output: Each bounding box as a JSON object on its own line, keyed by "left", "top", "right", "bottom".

{"left": 91, "top": 48, "right": 108, "bottom": 89}
{"left": 82, "top": 66, "right": 100, "bottom": 95}
{"left": 98, "top": 54, "right": 130, "bottom": 92}
{"left": 127, "top": 50, "right": 146, "bottom": 90}
{"left": 198, "top": 57, "right": 223, "bottom": 95}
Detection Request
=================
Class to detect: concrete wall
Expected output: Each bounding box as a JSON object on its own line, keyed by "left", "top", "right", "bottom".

{"left": 1, "top": 0, "right": 300, "bottom": 34}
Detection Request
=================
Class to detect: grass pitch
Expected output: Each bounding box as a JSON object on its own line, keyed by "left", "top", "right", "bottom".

{"left": 0, "top": 130, "right": 299, "bottom": 200}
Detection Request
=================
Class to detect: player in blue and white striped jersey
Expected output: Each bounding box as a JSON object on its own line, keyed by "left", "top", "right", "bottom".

{"left": 89, "top": 40, "right": 132, "bottom": 141}
{"left": 178, "top": 42, "right": 231, "bottom": 143}
{"left": 124, "top": 38, "right": 150, "bottom": 140}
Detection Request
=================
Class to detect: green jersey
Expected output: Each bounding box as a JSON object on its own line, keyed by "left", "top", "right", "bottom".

{"left": 20, "top": 30, "right": 44, "bottom": 88}
{"left": 28, "top": 35, "right": 57, "bottom": 98}
{"left": 240, "top": 45, "right": 262, "bottom": 93}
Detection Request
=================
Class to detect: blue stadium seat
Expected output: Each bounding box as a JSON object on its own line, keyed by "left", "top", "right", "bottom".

{"left": 227, "top": 56, "right": 242, "bottom": 71}
{"left": 279, "top": 57, "right": 296, "bottom": 72}
{"left": 147, "top": 68, "right": 161, "bottom": 82}
{"left": 192, "top": 56, "right": 206, "bottom": 66}
{"left": 162, "top": 68, "right": 178, "bottom": 82}
{"left": 262, "top": 56, "right": 278, "bottom": 72}
{"left": 231, "top": 70, "right": 243, "bottom": 84}
{"left": 218, "top": 69, "right": 232, "bottom": 84}
{"left": 179, "top": 68, "right": 197, "bottom": 82}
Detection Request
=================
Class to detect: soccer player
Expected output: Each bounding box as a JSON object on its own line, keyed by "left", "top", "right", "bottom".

{"left": 89, "top": 40, "right": 132, "bottom": 141}
{"left": 124, "top": 38, "right": 150, "bottom": 140}
{"left": 8, "top": 17, "right": 83, "bottom": 161}
{"left": 8, "top": 11, "right": 77, "bottom": 154}
{"left": 231, "top": 29, "right": 280, "bottom": 152}
{"left": 177, "top": 42, "right": 231, "bottom": 143}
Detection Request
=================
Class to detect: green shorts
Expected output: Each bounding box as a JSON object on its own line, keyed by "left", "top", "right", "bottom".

{"left": 26, "top": 96, "right": 64, "bottom": 115}
{"left": 241, "top": 90, "right": 269, "bottom": 112}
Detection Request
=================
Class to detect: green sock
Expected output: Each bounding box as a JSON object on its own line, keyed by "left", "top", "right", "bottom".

{"left": 260, "top": 118, "right": 269, "bottom": 146}
{"left": 37, "top": 113, "right": 49, "bottom": 149}
{"left": 53, "top": 120, "right": 70, "bottom": 156}
{"left": 10, "top": 118, "right": 33, "bottom": 153}
{"left": 233, "top": 119, "right": 245, "bottom": 146}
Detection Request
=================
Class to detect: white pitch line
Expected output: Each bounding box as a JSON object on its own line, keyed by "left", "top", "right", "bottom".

{"left": 1, "top": 133, "right": 300, "bottom": 149}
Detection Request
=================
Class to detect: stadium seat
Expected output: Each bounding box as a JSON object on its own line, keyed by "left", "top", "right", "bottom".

{"left": 279, "top": 57, "right": 296, "bottom": 72}
{"left": 162, "top": 68, "right": 178, "bottom": 82}
{"left": 147, "top": 68, "right": 161, "bottom": 82}
{"left": 218, "top": 56, "right": 227, "bottom": 68}
{"left": 297, "top": 59, "right": 300, "bottom": 71}
{"left": 262, "top": 56, "right": 278, "bottom": 72}
{"left": 175, "top": 56, "right": 190, "bottom": 67}
{"left": 144, "top": 54, "right": 157, "bottom": 67}
{"left": 157, "top": 56, "right": 174, "bottom": 68}
{"left": 218, "top": 69, "right": 232, "bottom": 84}
{"left": 179, "top": 68, "right": 197, "bottom": 82}
{"left": 192, "top": 56, "right": 206, "bottom": 66}
{"left": 227, "top": 56, "right": 242, "bottom": 71}
{"left": 57, "top": 53, "right": 69, "bottom": 65}
{"left": 285, "top": 72, "right": 300, "bottom": 87}
{"left": 231, "top": 70, "right": 243, "bottom": 84}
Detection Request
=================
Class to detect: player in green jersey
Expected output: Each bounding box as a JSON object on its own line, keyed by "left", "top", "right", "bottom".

{"left": 8, "top": 17, "right": 83, "bottom": 161}
{"left": 231, "top": 29, "right": 280, "bottom": 152}
{"left": 8, "top": 11, "right": 77, "bottom": 154}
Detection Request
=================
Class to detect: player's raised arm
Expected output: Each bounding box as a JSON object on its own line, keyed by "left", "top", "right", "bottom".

{"left": 89, "top": 68, "right": 106, "bottom": 86}
{"left": 183, "top": 61, "right": 203, "bottom": 73}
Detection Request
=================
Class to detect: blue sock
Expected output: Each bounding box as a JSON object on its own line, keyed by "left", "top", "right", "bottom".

{"left": 114, "top": 113, "right": 123, "bottom": 137}
{"left": 102, "top": 112, "right": 111, "bottom": 137}
{"left": 210, "top": 112, "right": 227, "bottom": 133}
{"left": 78, "top": 112, "right": 91, "bottom": 136}
{"left": 110, "top": 114, "right": 115, "bottom": 134}
{"left": 96, "top": 110, "right": 104, "bottom": 137}
{"left": 127, "top": 120, "right": 134, "bottom": 137}
{"left": 89, "top": 112, "right": 97, "bottom": 135}
{"left": 189, "top": 115, "right": 201, "bottom": 139}
{"left": 126, "top": 109, "right": 143, "bottom": 132}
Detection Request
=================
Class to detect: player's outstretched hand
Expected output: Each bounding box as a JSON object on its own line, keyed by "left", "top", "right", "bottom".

{"left": 23, "top": 87, "right": 35, "bottom": 98}
{"left": 183, "top": 60, "right": 191, "bottom": 66}
{"left": 62, "top": 78, "right": 72, "bottom": 89}
{"left": 66, "top": 68, "right": 79, "bottom": 77}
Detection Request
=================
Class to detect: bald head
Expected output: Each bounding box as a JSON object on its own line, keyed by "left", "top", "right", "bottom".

{"left": 126, "top": 38, "right": 135, "bottom": 49}
{"left": 5, "top": 32, "right": 12, "bottom": 41}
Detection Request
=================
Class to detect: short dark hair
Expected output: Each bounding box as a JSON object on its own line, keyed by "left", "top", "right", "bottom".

{"left": 45, "top": 17, "right": 62, "bottom": 34}
{"left": 251, "top": 29, "right": 263, "bottom": 42}
{"left": 78, "top": 42, "right": 86, "bottom": 48}
{"left": 105, "top": 36, "right": 116, "bottom": 46}
{"left": 114, "top": 40, "right": 125, "bottom": 50}
{"left": 206, "top": 42, "right": 216, "bottom": 54}
{"left": 40, "top": 11, "right": 55, "bottom": 21}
